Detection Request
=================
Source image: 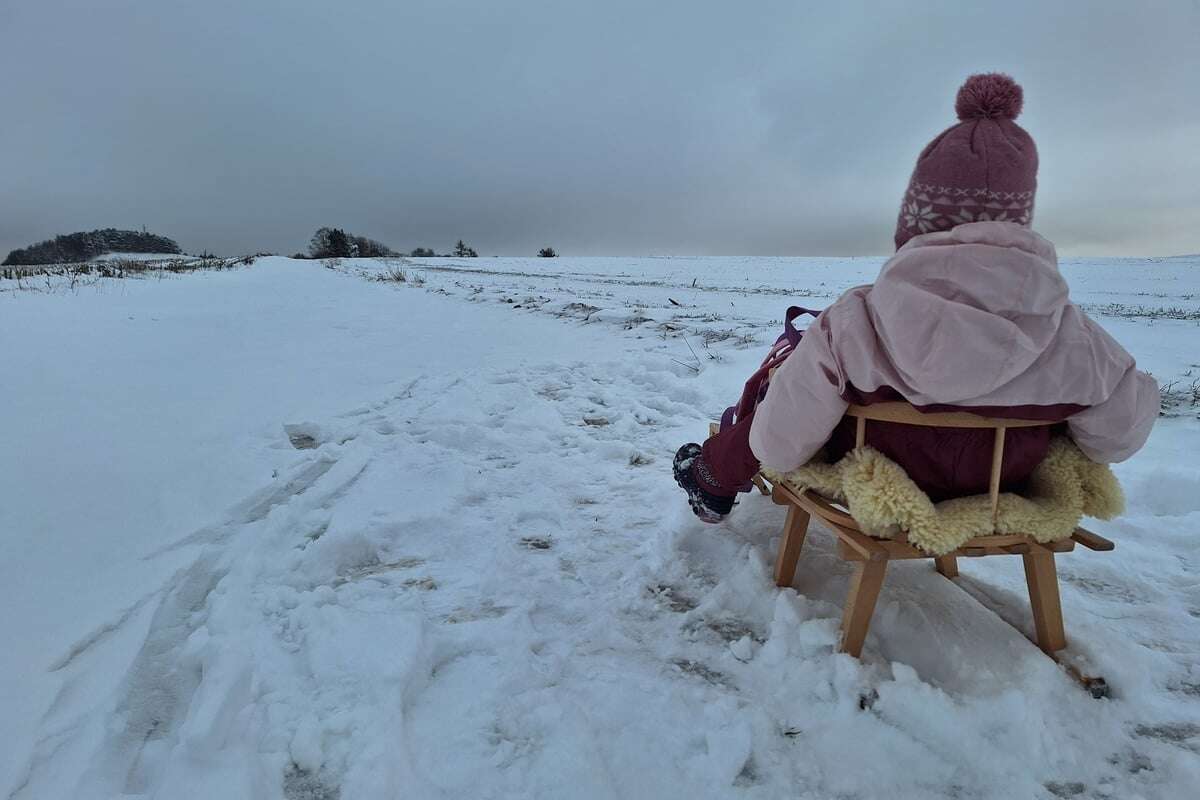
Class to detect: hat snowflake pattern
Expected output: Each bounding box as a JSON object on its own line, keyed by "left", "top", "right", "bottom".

{"left": 894, "top": 73, "right": 1038, "bottom": 250}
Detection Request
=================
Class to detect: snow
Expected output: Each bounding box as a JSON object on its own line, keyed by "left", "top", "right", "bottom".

{"left": 88, "top": 252, "right": 186, "bottom": 262}
{"left": 2, "top": 255, "right": 1198, "bottom": 799}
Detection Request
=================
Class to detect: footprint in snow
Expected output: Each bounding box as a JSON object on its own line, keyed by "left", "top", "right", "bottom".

{"left": 283, "top": 765, "right": 340, "bottom": 800}
{"left": 687, "top": 616, "right": 764, "bottom": 645}
{"left": 443, "top": 601, "right": 509, "bottom": 624}
{"left": 403, "top": 576, "right": 438, "bottom": 591}
{"left": 734, "top": 756, "right": 761, "bottom": 787}
{"left": 1060, "top": 571, "right": 1149, "bottom": 604}
{"left": 670, "top": 658, "right": 733, "bottom": 688}
{"left": 330, "top": 557, "right": 426, "bottom": 587}
{"left": 647, "top": 584, "right": 698, "bottom": 613}
{"left": 1134, "top": 722, "right": 1200, "bottom": 749}
{"left": 284, "top": 423, "right": 324, "bottom": 450}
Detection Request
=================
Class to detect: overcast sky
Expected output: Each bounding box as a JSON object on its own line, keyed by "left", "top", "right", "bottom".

{"left": 2, "top": 0, "right": 1198, "bottom": 258}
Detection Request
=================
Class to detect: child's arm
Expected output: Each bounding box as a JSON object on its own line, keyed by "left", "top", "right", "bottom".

{"left": 1067, "top": 364, "right": 1159, "bottom": 463}
{"left": 749, "top": 310, "right": 850, "bottom": 472}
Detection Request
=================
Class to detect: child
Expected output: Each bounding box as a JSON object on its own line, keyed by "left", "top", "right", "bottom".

{"left": 675, "top": 73, "right": 1158, "bottom": 523}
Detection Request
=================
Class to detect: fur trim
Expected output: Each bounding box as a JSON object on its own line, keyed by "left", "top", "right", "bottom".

{"left": 764, "top": 437, "right": 1123, "bottom": 556}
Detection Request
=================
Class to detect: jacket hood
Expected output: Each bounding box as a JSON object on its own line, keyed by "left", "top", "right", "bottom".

{"left": 866, "top": 222, "right": 1069, "bottom": 403}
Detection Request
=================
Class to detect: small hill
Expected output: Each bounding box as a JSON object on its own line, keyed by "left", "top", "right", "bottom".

{"left": 3, "top": 228, "right": 182, "bottom": 266}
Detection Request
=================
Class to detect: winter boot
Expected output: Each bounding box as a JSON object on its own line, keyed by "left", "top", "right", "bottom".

{"left": 673, "top": 443, "right": 735, "bottom": 523}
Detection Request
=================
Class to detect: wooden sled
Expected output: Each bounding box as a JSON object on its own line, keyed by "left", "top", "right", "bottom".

{"left": 711, "top": 402, "right": 1116, "bottom": 698}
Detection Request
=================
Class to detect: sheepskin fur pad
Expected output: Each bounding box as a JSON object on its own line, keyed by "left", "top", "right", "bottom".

{"left": 763, "top": 438, "right": 1123, "bottom": 556}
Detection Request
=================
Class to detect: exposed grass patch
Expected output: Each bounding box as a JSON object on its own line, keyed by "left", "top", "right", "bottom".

{"left": 0, "top": 255, "right": 256, "bottom": 293}
{"left": 1084, "top": 303, "right": 1200, "bottom": 321}
{"left": 1160, "top": 378, "right": 1200, "bottom": 417}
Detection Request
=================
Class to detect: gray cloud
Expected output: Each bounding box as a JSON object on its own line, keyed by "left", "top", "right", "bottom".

{"left": 2, "top": 0, "right": 1198, "bottom": 258}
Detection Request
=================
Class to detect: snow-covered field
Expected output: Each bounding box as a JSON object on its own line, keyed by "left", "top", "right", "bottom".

{"left": 2, "top": 254, "right": 1198, "bottom": 799}
{"left": 88, "top": 253, "right": 187, "bottom": 262}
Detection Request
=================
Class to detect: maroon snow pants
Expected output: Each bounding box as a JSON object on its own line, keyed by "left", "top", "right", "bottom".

{"left": 697, "top": 411, "right": 760, "bottom": 497}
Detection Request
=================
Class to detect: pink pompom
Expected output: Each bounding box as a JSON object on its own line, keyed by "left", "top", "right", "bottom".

{"left": 955, "top": 73, "right": 1023, "bottom": 121}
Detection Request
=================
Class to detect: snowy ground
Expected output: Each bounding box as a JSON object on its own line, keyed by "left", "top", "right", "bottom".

{"left": 88, "top": 253, "right": 188, "bottom": 262}
{"left": 2, "top": 254, "right": 1198, "bottom": 799}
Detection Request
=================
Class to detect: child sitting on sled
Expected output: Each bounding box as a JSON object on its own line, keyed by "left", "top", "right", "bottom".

{"left": 674, "top": 73, "right": 1158, "bottom": 523}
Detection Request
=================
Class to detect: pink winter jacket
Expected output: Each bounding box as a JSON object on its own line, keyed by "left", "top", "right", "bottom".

{"left": 749, "top": 222, "right": 1159, "bottom": 475}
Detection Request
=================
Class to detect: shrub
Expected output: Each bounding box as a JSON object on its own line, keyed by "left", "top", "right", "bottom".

{"left": 375, "top": 267, "right": 408, "bottom": 283}
{"left": 453, "top": 239, "right": 478, "bottom": 257}
{"left": 309, "top": 227, "right": 395, "bottom": 259}
{"left": 538, "top": 247, "right": 557, "bottom": 258}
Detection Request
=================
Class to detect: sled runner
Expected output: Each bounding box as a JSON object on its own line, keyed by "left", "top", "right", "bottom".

{"left": 711, "top": 402, "right": 1117, "bottom": 698}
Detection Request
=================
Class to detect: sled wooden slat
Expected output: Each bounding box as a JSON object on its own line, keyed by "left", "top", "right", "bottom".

{"left": 959, "top": 533, "right": 1051, "bottom": 549}
{"left": 1071, "top": 527, "right": 1115, "bottom": 551}
{"left": 827, "top": 520, "right": 889, "bottom": 562}
{"left": 716, "top": 401, "right": 1116, "bottom": 697}
{"left": 990, "top": 426, "right": 1006, "bottom": 522}
{"left": 776, "top": 481, "right": 1080, "bottom": 561}
{"left": 787, "top": 486, "right": 860, "bottom": 531}
{"left": 934, "top": 555, "right": 958, "bottom": 578}
{"left": 835, "top": 538, "right": 1071, "bottom": 562}
{"left": 844, "top": 402, "right": 1050, "bottom": 429}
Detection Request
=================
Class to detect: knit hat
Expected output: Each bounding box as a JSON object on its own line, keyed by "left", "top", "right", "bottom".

{"left": 894, "top": 73, "right": 1038, "bottom": 250}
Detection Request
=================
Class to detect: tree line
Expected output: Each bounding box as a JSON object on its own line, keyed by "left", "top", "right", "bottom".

{"left": 3, "top": 228, "right": 182, "bottom": 266}
{"left": 4, "top": 225, "right": 561, "bottom": 266}
{"left": 305, "top": 229, "right": 557, "bottom": 258}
